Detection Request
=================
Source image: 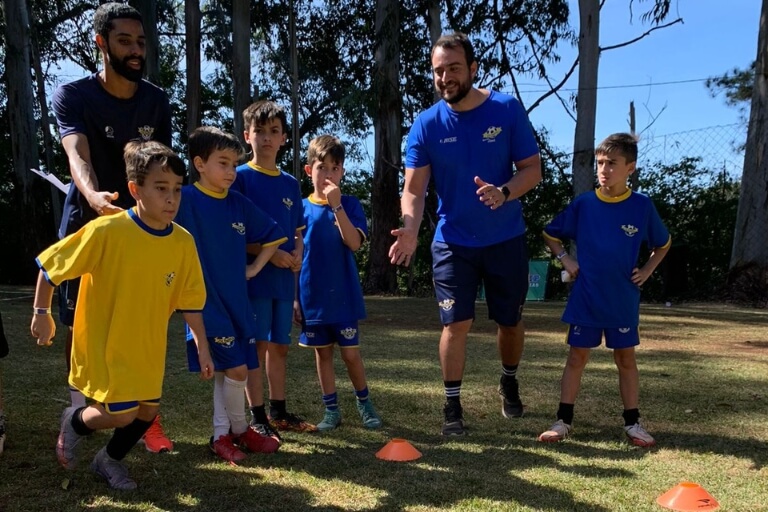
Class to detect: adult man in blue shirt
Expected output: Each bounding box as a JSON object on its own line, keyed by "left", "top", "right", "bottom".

{"left": 389, "top": 32, "right": 542, "bottom": 436}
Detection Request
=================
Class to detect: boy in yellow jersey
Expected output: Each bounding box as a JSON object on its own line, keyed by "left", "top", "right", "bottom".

{"left": 30, "top": 141, "right": 212, "bottom": 490}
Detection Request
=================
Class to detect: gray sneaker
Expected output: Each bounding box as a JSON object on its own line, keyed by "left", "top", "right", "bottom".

{"left": 91, "top": 447, "right": 137, "bottom": 490}
{"left": 316, "top": 409, "right": 342, "bottom": 431}
{"left": 356, "top": 400, "right": 382, "bottom": 429}
{"left": 56, "top": 407, "right": 84, "bottom": 469}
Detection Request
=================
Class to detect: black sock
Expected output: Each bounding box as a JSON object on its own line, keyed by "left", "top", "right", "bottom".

{"left": 71, "top": 407, "right": 95, "bottom": 436}
{"left": 501, "top": 364, "right": 518, "bottom": 379}
{"left": 622, "top": 408, "right": 640, "bottom": 426}
{"left": 444, "top": 380, "right": 462, "bottom": 403}
{"left": 556, "top": 403, "right": 575, "bottom": 425}
{"left": 106, "top": 417, "right": 153, "bottom": 461}
{"left": 250, "top": 405, "right": 269, "bottom": 424}
{"left": 269, "top": 399, "right": 286, "bottom": 419}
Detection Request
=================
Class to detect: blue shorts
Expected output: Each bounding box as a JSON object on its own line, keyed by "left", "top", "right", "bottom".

{"left": 58, "top": 278, "right": 80, "bottom": 327}
{"left": 299, "top": 322, "right": 360, "bottom": 348}
{"left": 431, "top": 235, "right": 528, "bottom": 326}
{"left": 186, "top": 336, "right": 258, "bottom": 372}
{"left": 567, "top": 325, "right": 640, "bottom": 349}
{"left": 101, "top": 398, "right": 160, "bottom": 415}
{"left": 251, "top": 298, "right": 294, "bottom": 345}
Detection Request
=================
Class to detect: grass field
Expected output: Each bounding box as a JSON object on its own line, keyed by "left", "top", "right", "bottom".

{"left": 0, "top": 287, "right": 766, "bottom": 511}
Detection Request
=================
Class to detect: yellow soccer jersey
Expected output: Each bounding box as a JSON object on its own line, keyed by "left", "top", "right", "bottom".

{"left": 36, "top": 209, "right": 206, "bottom": 403}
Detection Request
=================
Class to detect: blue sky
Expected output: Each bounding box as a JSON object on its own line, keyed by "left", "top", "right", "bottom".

{"left": 520, "top": 0, "right": 759, "bottom": 154}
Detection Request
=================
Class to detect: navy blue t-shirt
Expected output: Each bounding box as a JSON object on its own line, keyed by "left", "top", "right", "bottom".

{"left": 52, "top": 74, "right": 172, "bottom": 238}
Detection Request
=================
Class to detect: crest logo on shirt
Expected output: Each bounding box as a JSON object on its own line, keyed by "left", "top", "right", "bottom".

{"left": 138, "top": 125, "right": 155, "bottom": 141}
{"left": 164, "top": 272, "right": 176, "bottom": 287}
{"left": 232, "top": 222, "right": 246, "bottom": 235}
{"left": 105, "top": 126, "right": 115, "bottom": 139}
{"left": 283, "top": 197, "right": 293, "bottom": 210}
{"left": 482, "top": 126, "right": 502, "bottom": 142}
{"left": 214, "top": 336, "right": 235, "bottom": 348}
{"left": 619, "top": 327, "right": 631, "bottom": 334}
{"left": 622, "top": 224, "right": 639, "bottom": 237}
{"left": 340, "top": 327, "right": 357, "bottom": 340}
{"left": 438, "top": 298, "right": 455, "bottom": 311}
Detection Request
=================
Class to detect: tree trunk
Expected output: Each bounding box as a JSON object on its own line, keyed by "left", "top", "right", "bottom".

{"left": 232, "top": 0, "right": 250, "bottom": 138}
{"left": 2, "top": 0, "right": 48, "bottom": 277}
{"left": 364, "top": 0, "right": 401, "bottom": 294}
{"left": 571, "top": 0, "right": 600, "bottom": 198}
{"left": 185, "top": 0, "right": 201, "bottom": 135}
{"left": 729, "top": 0, "right": 768, "bottom": 272}
{"left": 130, "top": 0, "right": 159, "bottom": 84}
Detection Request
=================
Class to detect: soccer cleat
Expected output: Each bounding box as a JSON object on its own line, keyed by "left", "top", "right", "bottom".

{"left": 268, "top": 412, "right": 318, "bottom": 433}
{"left": 251, "top": 421, "right": 282, "bottom": 443}
{"left": 538, "top": 419, "right": 572, "bottom": 442}
{"left": 499, "top": 375, "right": 525, "bottom": 418}
{"left": 91, "top": 447, "right": 137, "bottom": 490}
{"left": 234, "top": 426, "right": 280, "bottom": 454}
{"left": 356, "top": 400, "right": 382, "bottom": 429}
{"left": 0, "top": 413, "right": 6, "bottom": 456}
{"left": 210, "top": 434, "right": 247, "bottom": 462}
{"left": 56, "top": 407, "right": 85, "bottom": 469}
{"left": 624, "top": 422, "right": 656, "bottom": 447}
{"left": 441, "top": 400, "right": 466, "bottom": 436}
{"left": 141, "top": 415, "right": 173, "bottom": 453}
{"left": 316, "top": 409, "right": 342, "bottom": 432}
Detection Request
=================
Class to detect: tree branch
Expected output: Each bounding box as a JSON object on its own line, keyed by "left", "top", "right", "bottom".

{"left": 601, "top": 18, "right": 683, "bottom": 52}
{"left": 522, "top": 29, "right": 577, "bottom": 121}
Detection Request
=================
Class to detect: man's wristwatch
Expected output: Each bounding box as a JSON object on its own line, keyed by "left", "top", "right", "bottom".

{"left": 501, "top": 185, "right": 511, "bottom": 201}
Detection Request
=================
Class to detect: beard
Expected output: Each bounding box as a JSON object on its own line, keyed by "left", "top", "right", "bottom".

{"left": 438, "top": 76, "right": 472, "bottom": 104}
{"left": 107, "top": 45, "right": 145, "bottom": 82}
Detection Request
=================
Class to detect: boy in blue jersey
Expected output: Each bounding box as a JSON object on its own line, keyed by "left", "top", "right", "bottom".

{"left": 538, "top": 133, "right": 671, "bottom": 447}
{"left": 175, "top": 127, "right": 285, "bottom": 462}
{"left": 30, "top": 141, "right": 212, "bottom": 490}
{"left": 232, "top": 101, "right": 317, "bottom": 437}
{"left": 295, "top": 135, "right": 382, "bottom": 431}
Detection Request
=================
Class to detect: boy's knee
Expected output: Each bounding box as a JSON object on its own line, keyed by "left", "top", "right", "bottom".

{"left": 225, "top": 365, "right": 248, "bottom": 381}
{"left": 340, "top": 348, "right": 361, "bottom": 364}
{"left": 565, "top": 348, "right": 589, "bottom": 368}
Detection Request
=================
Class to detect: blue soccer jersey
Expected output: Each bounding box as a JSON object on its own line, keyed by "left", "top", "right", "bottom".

{"left": 174, "top": 183, "right": 287, "bottom": 339}
{"left": 52, "top": 74, "right": 172, "bottom": 238}
{"left": 544, "top": 189, "right": 671, "bottom": 328}
{"left": 232, "top": 162, "right": 305, "bottom": 301}
{"left": 299, "top": 195, "right": 367, "bottom": 325}
{"left": 405, "top": 90, "right": 539, "bottom": 247}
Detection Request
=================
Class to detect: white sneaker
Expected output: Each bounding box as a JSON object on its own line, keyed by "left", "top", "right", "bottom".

{"left": 538, "top": 419, "right": 572, "bottom": 442}
{"left": 624, "top": 422, "right": 656, "bottom": 447}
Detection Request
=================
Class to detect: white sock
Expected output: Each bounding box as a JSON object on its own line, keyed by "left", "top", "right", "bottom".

{"left": 212, "top": 373, "right": 230, "bottom": 440}
{"left": 70, "top": 387, "right": 86, "bottom": 408}
{"left": 223, "top": 376, "right": 248, "bottom": 436}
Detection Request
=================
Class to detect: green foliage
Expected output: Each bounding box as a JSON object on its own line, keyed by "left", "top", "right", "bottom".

{"left": 637, "top": 157, "right": 739, "bottom": 300}
{"left": 705, "top": 62, "right": 755, "bottom": 113}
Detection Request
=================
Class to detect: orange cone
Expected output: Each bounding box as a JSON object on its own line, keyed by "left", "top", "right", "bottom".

{"left": 657, "top": 482, "right": 720, "bottom": 511}
{"left": 375, "top": 438, "right": 422, "bottom": 462}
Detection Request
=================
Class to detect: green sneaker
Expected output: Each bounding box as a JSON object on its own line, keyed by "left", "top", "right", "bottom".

{"left": 316, "top": 409, "right": 342, "bottom": 431}
{"left": 356, "top": 400, "right": 382, "bottom": 429}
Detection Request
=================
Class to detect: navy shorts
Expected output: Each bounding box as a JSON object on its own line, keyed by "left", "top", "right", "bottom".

{"left": 431, "top": 235, "right": 528, "bottom": 326}
{"left": 186, "top": 336, "right": 258, "bottom": 372}
{"left": 251, "top": 298, "right": 294, "bottom": 345}
{"left": 567, "top": 325, "right": 640, "bottom": 349}
{"left": 57, "top": 277, "right": 80, "bottom": 327}
{"left": 299, "top": 322, "right": 360, "bottom": 348}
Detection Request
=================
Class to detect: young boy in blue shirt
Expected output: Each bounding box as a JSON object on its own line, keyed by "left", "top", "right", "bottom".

{"left": 232, "top": 101, "right": 317, "bottom": 437}
{"left": 31, "top": 141, "right": 212, "bottom": 490}
{"left": 538, "top": 133, "right": 671, "bottom": 447}
{"left": 175, "top": 127, "right": 285, "bottom": 461}
{"left": 295, "top": 135, "right": 382, "bottom": 431}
